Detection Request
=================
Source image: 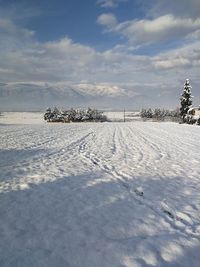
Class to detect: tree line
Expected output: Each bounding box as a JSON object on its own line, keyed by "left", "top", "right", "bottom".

{"left": 140, "top": 108, "right": 180, "bottom": 121}
{"left": 44, "top": 107, "right": 108, "bottom": 123}
{"left": 141, "top": 79, "right": 200, "bottom": 125}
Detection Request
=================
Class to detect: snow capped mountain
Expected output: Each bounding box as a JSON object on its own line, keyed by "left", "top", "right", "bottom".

{"left": 0, "top": 82, "right": 148, "bottom": 111}
{"left": 0, "top": 81, "right": 181, "bottom": 111}
{"left": 75, "top": 83, "right": 125, "bottom": 97}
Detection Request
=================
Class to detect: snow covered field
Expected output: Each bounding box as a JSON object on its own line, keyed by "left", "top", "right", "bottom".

{"left": 0, "top": 113, "right": 200, "bottom": 267}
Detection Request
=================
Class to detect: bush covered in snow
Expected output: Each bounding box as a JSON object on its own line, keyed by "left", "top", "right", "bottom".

{"left": 44, "top": 107, "right": 108, "bottom": 123}
{"left": 140, "top": 108, "right": 153, "bottom": 119}
{"left": 184, "top": 114, "right": 200, "bottom": 125}
{"left": 140, "top": 108, "right": 180, "bottom": 121}
{"left": 183, "top": 106, "right": 200, "bottom": 125}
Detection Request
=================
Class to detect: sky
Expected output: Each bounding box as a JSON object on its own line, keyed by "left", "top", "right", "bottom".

{"left": 0, "top": 0, "right": 200, "bottom": 110}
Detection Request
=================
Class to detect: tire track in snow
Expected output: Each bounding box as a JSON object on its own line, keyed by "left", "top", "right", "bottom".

{"left": 0, "top": 128, "right": 90, "bottom": 169}
{"left": 134, "top": 124, "right": 200, "bottom": 179}
{"left": 1, "top": 123, "right": 199, "bottom": 238}
{"left": 0, "top": 126, "right": 96, "bottom": 191}
{"left": 77, "top": 123, "right": 200, "bottom": 239}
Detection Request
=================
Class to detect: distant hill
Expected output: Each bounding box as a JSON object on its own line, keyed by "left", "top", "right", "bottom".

{"left": 0, "top": 82, "right": 183, "bottom": 111}
{"left": 0, "top": 82, "right": 151, "bottom": 111}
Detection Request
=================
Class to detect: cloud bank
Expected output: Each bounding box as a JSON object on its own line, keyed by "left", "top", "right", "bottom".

{"left": 97, "top": 14, "right": 200, "bottom": 46}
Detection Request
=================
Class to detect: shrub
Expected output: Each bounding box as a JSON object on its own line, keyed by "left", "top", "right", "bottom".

{"left": 44, "top": 107, "right": 107, "bottom": 123}
{"left": 140, "top": 108, "right": 180, "bottom": 121}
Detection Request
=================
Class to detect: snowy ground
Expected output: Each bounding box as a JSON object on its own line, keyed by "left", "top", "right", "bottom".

{"left": 0, "top": 111, "right": 139, "bottom": 124}
{"left": 104, "top": 111, "right": 141, "bottom": 122}
{"left": 0, "top": 113, "right": 200, "bottom": 267}
{"left": 0, "top": 112, "right": 45, "bottom": 125}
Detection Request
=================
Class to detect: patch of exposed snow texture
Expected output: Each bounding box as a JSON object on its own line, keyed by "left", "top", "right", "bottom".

{"left": 0, "top": 114, "right": 200, "bottom": 267}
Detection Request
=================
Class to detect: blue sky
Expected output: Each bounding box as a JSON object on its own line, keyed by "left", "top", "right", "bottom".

{"left": 0, "top": 0, "right": 200, "bottom": 109}
{"left": 0, "top": 0, "right": 145, "bottom": 48}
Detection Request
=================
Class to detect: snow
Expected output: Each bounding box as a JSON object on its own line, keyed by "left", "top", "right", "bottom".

{"left": 0, "top": 112, "right": 44, "bottom": 125}
{"left": 0, "top": 113, "right": 200, "bottom": 267}
{"left": 104, "top": 111, "right": 141, "bottom": 122}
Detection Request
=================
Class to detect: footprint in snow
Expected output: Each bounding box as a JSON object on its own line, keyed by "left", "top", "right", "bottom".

{"left": 161, "top": 200, "right": 176, "bottom": 219}
{"left": 161, "top": 201, "right": 194, "bottom": 227}
{"left": 134, "top": 187, "right": 144, "bottom": 197}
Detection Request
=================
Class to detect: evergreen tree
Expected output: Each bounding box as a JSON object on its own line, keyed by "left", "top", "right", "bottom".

{"left": 180, "top": 79, "right": 192, "bottom": 122}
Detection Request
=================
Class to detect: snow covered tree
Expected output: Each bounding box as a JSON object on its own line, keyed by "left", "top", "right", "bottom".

{"left": 44, "top": 107, "right": 52, "bottom": 121}
{"left": 140, "top": 108, "right": 153, "bottom": 119}
{"left": 180, "top": 79, "right": 192, "bottom": 122}
{"left": 44, "top": 107, "right": 107, "bottom": 123}
{"left": 153, "top": 108, "right": 165, "bottom": 120}
{"left": 197, "top": 117, "right": 200, "bottom": 126}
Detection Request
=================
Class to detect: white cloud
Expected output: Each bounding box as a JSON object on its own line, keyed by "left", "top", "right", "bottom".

{"left": 97, "top": 0, "right": 128, "bottom": 8}
{"left": 97, "top": 13, "right": 118, "bottom": 28}
{"left": 153, "top": 42, "right": 200, "bottom": 69}
{"left": 0, "top": 17, "right": 200, "bottom": 109}
{"left": 0, "top": 18, "right": 35, "bottom": 37}
{"left": 149, "top": 0, "right": 200, "bottom": 19}
{"left": 153, "top": 58, "right": 190, "bottom": 69}
{"left": 98, "top": 14, "right": 200, "bottom": 46}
